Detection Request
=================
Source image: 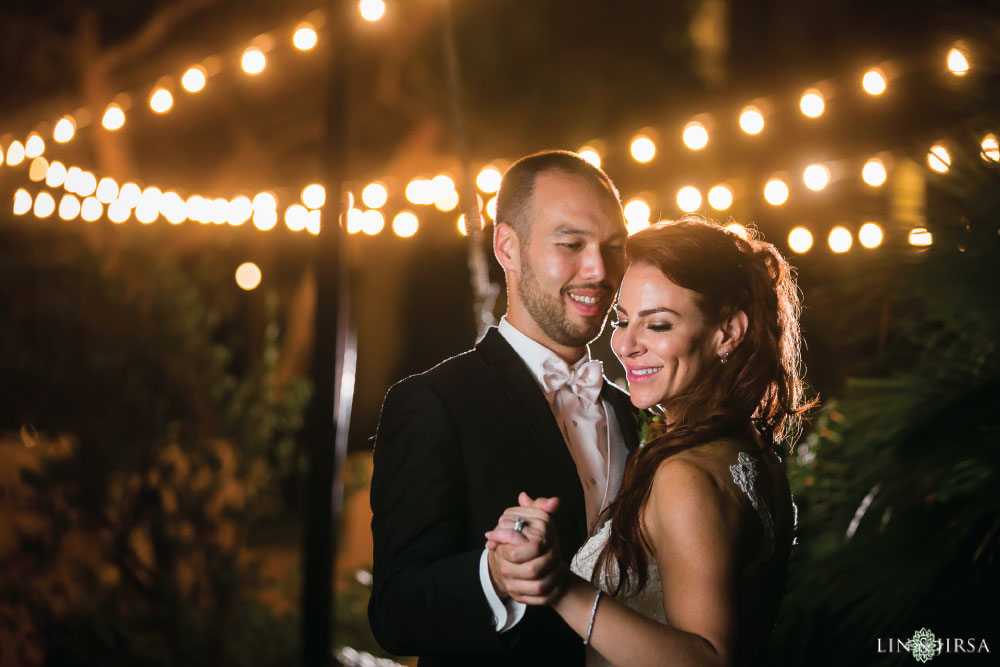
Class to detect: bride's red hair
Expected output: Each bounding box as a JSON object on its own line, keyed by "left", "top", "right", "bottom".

{"left": 596, "top": 216, "right": 815, "bottom": 594}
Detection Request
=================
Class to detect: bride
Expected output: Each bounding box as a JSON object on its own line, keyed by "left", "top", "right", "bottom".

{"left": 486, "top": 218, "right": 813, "bottom": 666}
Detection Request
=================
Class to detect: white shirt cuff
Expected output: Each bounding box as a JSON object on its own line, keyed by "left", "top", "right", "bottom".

{"left": 479, "top": 548, "right": 526, "bottom": 633}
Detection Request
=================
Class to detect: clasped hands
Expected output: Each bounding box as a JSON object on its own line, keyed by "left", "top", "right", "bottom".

{"left": 485, "top": 492, "right": 568, "bottom": 606}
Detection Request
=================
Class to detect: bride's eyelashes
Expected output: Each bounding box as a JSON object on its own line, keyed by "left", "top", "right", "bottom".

{"left": 610, "top": 319, "right": 627, "bottom": 329}
{"left": 609, "top": 319, "right": 673, "bottom": 332}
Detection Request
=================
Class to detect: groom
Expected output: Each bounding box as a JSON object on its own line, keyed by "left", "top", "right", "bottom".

{"left": 368, "top": 150, "right": 640, "bottom": 665}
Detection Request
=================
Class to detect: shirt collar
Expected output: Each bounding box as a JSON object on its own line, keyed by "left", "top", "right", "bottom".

{"left": 497, "top": 315, "right": 592, "bottom": 391}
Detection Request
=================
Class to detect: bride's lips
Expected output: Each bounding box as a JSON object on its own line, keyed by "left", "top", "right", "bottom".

{"left": 625, "top": 365, "right": 663, "bottom": 384}
{"left": 565, "top": 289, "right": 609, "bottom": 317}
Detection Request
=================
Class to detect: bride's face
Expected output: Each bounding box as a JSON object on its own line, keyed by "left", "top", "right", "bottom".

{"left": 610, "top": 263, "right": 720, "bottom": 410}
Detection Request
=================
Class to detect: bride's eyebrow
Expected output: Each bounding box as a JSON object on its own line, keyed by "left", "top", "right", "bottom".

{"left": 638, "top": 307, "right": 680, "bottom": 317}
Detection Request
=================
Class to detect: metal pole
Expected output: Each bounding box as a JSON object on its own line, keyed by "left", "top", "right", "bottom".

{"left": 302, "top": 0, "right": 352, "bottom": 665}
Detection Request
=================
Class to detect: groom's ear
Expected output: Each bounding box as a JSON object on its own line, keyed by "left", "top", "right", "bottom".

{"left": 493, "top": 222, "right": 521, "bottom": 273}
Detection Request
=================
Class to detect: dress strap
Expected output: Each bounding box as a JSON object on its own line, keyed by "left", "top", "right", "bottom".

{"left": 729, "top": 451, "right": 775, "bottom": 567}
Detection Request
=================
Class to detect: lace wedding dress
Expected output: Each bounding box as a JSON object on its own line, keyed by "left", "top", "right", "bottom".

{"left": 570, "top": 451, "right": 775, "bottom": 667}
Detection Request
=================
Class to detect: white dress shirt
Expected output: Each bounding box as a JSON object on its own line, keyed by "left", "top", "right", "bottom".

{"left": 479, "top": 316, "right": 629, "bottom": 632}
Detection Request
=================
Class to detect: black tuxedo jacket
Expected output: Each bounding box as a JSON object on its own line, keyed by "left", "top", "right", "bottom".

{"left": 369, "top": 327, "right": 640, "bottom": 666}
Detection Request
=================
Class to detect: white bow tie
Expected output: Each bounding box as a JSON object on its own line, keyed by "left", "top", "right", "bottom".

{"left": 541, "top": 357, "right": 604, "bottom": 405}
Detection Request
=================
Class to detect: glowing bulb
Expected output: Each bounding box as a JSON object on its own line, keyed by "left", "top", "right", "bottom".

{"left": 406, "top": 179, "right": 433, "bottom": 205}
{"left": 58, "top": 194, "right": 81, "bottom": 220}
{"left": 623, "top": 198, "right": 651, "bottom": 235}
{"left": 149, "top": 87, "right": 174, "bottom": 113}
{"left": 253, "top": 191, "right": 277, "bottom": 213}
{"left": 477, "top": 167, "right": 502, "bottom": 194}
{"left": 161, "top": 192, "right": 187, "bottom": 224}
{"left": 682, "top": 122, "right": 708, "bottom": 150}
{"left": 431, "top": 174, "right": 455, "bottom": 199}
{"left": 77, "top": 172, "right": 97, "bottom": 197}
{"left": 136, "top": 202, "right": 158, "bottom": 224}
{"left": 359, "top": 0, "right": 386, "bottom": 22}
{"left": 707, "top": 184, "right": 733, "bottom": 211}
{"left": 252, "top": 207, "right": 277, "bottom": 231}
{"left": 862, "top": 69, "right": 887, "bottom": 95}
{"left": 738, "top": 107, "right": 764, "bottom": 135}
{"left": 763, "top": 179, "right": 789, "bottom": 206}
{"left": 725, "top": 223, "right": 749, "bottom": 240}
{"left": 6, "top": 141, "right": 25, "bottom": 166}
{"left": 828, "top": 226, "right": 852, "bottom": 253}
{"left": 33, "top": 192, "right": 55, "bottom": 218}
{"left": 927, "top": 144, "right": 950, "bottom": 173}
{"left": 25, "top": 134, "right": 45, "bottom": 158}
{"left": 486, "top": 196, "right": 498, "bottom": 220}
{"left": 305, "top": 210, "right": 321, "bottom": 235}
{"left": 96, "top": 177, "right": 119, "bottom": 203}
{"left": 293, "top": 23, "right": 318, "bottom": 51}
{"left": 788, "top": 227, "right": 813, "bottom": 253}
{"left": 362, "top": 182, "right": 388, "bottom": 208}
{"left": 28, "top": 157, "right": 49, "bottom": 182}
{"left": 119, "top": 183, "right": 141, "bottom": 208}
{"left": 345, "top": 207, "right": 364, "bottom": 233}
{"left": 799, "top": 90, "right": 825, "bottom": 118}
{"left": 227, "top": 196, "right": 253, "bottom": 226}
{"left": 102, "top": 104, "right": 125, "bottom": 130}
{"left": 980, "top": 134, "right": 999, "bottom": 162}
{"left": 803, "top": 164, "right": 830, "bottom": 191}
{"left": 947, "top": 48, "right": 969, "bottom": 76}
{"left": 45, "top": 161, "right": 66, "bottom": 188}
{"left": 392, "top": 211, "right": 419, "bottom": 237}
{"left": 458, "top": 214, "right": 482, "bottom": 236}
{"left": 859, "top": 222, "right": 883, "bottom": 248}
{"left": 81, "top": 197, "right": 103, "bottom": 222}
{"left": 181, "top": 66, "right": 207, "bottom": 92}
{"left": 140, "top": 186, "right": 162, "bottom": 211}
{"left": 361, "top": 209, "right": 385, "bottom": 235}
{"left": 301, "top": 183, "right": 326, "bottom": 209}
{"left": 285, "top": 204, "right": 309, "bottom": 231}
{"left": 676, "top": 186, "right": 702, "bottom": 213}
{"left": 53, "top": 117, "right": 75, "bottom": 143}
{"left": 862, "top": 159, "right": 887, "bottom": 186}
{"left": 909, "top": 228, "right": 933, "bottom": 246}
{"left": 630, "top": 135, "right": 656, "bottom": 162}
{"left": 241, "top": 47, "right": 266, "bottom": 75}
{"left": 577, "top": 147, "right": 601, "bottom": 168}
{"left": 434, "top": 188, "right": 460, "bottom": 212}
{"left": 235, "top": 262, "right": 262, "bottom": 291}
{"left": 13, "top": 189, "right": 32, "bottom": 215}
{"left": 108, "top": 199, "right": 131, "bottom": 223}
{"left": 64, "top": 167, "right": 83, "bottom": 194}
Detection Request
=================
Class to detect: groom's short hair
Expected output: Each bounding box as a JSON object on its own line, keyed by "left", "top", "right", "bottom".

{"left": 496, "top": 150, "right": 622, "bottom": 242}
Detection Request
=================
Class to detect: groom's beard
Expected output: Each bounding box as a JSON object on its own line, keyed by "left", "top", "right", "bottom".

{"left": 518, "top": 257, "right": 607, "bottom": 348}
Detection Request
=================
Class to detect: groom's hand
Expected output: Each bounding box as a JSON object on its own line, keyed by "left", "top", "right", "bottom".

{"left": 485, "top": 493, "right": 568, "bottom": 605}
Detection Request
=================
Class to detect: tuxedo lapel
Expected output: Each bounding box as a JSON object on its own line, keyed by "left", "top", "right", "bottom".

{"left": 601, "top": 380, "right": 641, "bottom": 453}
{"left": 475, "top": 329, "right": 588, "bottom": 541}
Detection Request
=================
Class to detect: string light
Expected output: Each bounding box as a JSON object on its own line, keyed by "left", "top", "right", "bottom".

{"left": 485, "top": 196, "right": 497, "bottom": 220}
{"left": 577, "top": 146, "right": 601, "bottom": 168}
{"left": 161, "top": 192, "right": 187, "bottom": 224}
{"left": 623, "top": 198, "right": 651, "bottom": 235}
{"left": 6, "top": 140, "right": 26, "bottom": 166}
{"left": 345, "top": 207, "right": 364, "bottom": 234}
{"left": 102, "top": 104, "right": 126, "bottom": 130}
{"left": 96, "top": 177, "right": 120, "bottom": 203}
{"left": 859, "top": 222, "right": 883, "bottom": 248}
{"left": 53, "top": 117, "right": 76, "bottom": 143}
{"left": 707, "top": 184, "right": 733, "bottom": 211}
{"left": 630, "top": 135, "right": 656, "bottom": 162}
{"left": 361, "top": 209, "right": 385, "bottom": 235}
{"left": 405, "top": 178, "right": 433, "bottom": 205}
{"left": 305, "top": 209, "right": 321, "bottom": 234}
{"left": 763, "top": 178, "right": 789, "bottom": 206}
{"left": 285, "top": 204, "right": 309, "bottom": 231}
{"left": 862, "top": 69, "right": 887, "bottom": 95}
{"left": 909, "top": 227, "right": 933, "bottom": 246}
{"left": 28, "top": 157, "right": 48, "bottom": 182}
{"left": 301, "top": 183, "right": 326, "bottom": 209}
{"left": 241, "top": 47, "right": 266, "bottom": 75}
{"left": 457, "top": 214, "right": 481, "bottom": 236}
{"left": 33, "top": 192, "right": 55, "bottom": 218}
{"left": 227, "top": 196, "right": 253, "bottom": 225}
{"left": 362, "top": 182, "right": 388, "bottom": 208}
{"left": 738, "top": 107, "right": 764, "bottom": 135}
{"left": 58, "top": 194, "right": 81, "bottom": 220}
{"left": 682, "top": 122, "right": 709, "bottom": 150}
{"left": 235, "top": 262, "right": 262, "bottom": 290}
{"left": 725, "top": 223, "right": 749, "bottom": 240}
{"left": 292, "top": 23, "right": 318, "bottom": 51}
{"left": 108, "top": 199, "right": 131, "bottom": 223}
{"left": 788, "top": 226, "right": 813, "bottom": 253}
{"left": 81, "top": 197, "right": 103, "bottom": 222}
{"left": 803, "top": 164, "right": 831, "bottom": 191}
{"left": 927, "top": 144, "right": 950, "bottom": 173}
{"left": 676, "top": 186, "right": 701, "bottom": 213}
{"left": 392, "top": 211, "right": 418, "bottom": 237}
{"left": 828, "top": 226, "right": 852, "bottom": 253}
{"left": 476, "top": 167, "right": 502, "bottom": 193}
{"left": 13, "top": 189, "right": 32, "bottom": 215}
{"left": 64, "top": 167, "right": 83, "bottom": 194}
{"left": 799, "top": 89, "right": 825, "bottom": 118}
{"left": 862, "top": 159, "right": 887, "bottom": 186}
{"left": 119, "top": 183, "right": 142, "bottom": 208}
{"left": 181, "top": 66, "right": 207, "bottom": 92}
{"left": 76, "top": 171, "right": 98, "bottom": 197}
{"left": 947, "top": 48, "right": 969, "bottom": 76}
{"left": 981, "top": 134, "right": 999, "bottom": 162}
{"left": 149, "top": 87, "right": 174, "bottom": 113}
{"left": 45, "top": 161, "right": 66, "bottom": 187}
{"left": 359, "top": 0, "right": 386, "bottom": 22}
{"left": 25, "top": 134, "right": 45, "bottom": 158}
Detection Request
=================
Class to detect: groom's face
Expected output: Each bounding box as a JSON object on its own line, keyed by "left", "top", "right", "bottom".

{"left": 517, "top": 170, "right": 626, "bottom": 347}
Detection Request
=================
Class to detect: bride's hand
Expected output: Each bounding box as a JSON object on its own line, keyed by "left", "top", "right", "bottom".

{"left": 484, "top": 492, "right": 568, "bottom": 605}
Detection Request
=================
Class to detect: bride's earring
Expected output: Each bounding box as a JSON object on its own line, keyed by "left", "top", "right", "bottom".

{"left": 719, "top": 351, "right": 730, "bottom": 364}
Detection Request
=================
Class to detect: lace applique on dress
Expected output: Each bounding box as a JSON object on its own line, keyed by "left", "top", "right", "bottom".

{"left": 729, "top": 451, "right": 775, "bottom": 566}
